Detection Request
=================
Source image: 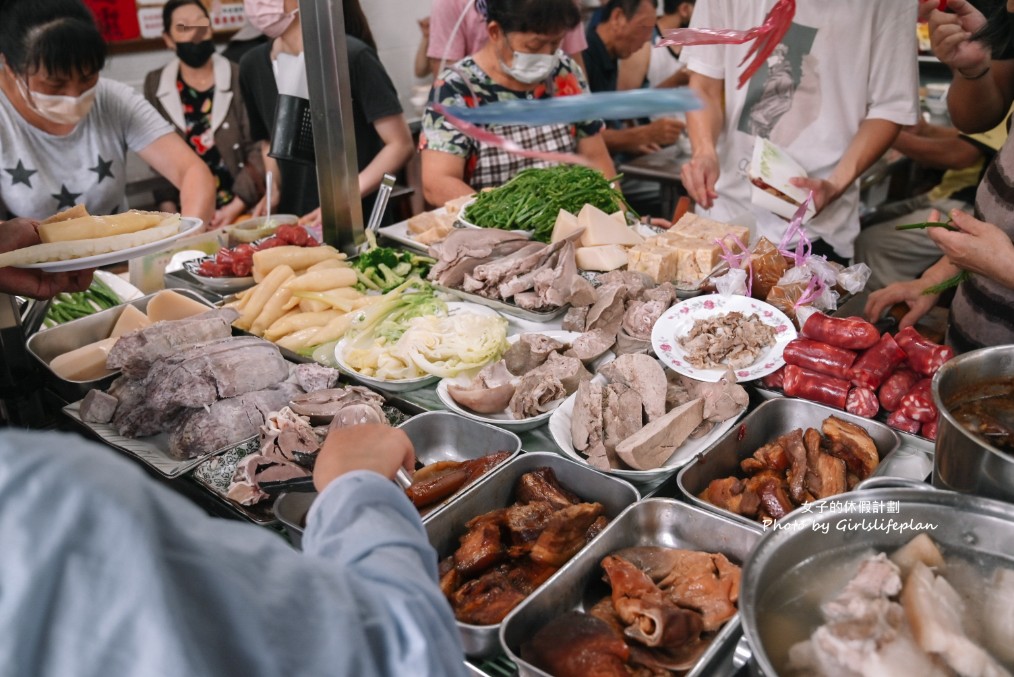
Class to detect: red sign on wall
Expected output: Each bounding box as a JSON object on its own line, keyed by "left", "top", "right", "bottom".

{"left": 84, "top": 0, "right": 142, "bottom": 42}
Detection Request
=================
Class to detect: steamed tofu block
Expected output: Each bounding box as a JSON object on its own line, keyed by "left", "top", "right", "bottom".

{"left": 668, "top": 213, "right": 750, "bottom": 247}
{"left": 657, "top": 234, "right": 725, "bottom": 285}
{"left": 627, "top": 244, "right": 679, "bottom": 283}
{"left": 576, "top": 245, "right": 629, "bottom": 272}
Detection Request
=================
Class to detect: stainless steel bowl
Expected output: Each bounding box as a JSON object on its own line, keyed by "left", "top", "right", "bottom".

{"left": 739, "top": 486, "right": 1014, "bottom": 675}
{"left": 426, "top": 451, "right": 641, "bottom": 658}
{"left": 933, "top": 345, "right": 1014, "bottom": 503}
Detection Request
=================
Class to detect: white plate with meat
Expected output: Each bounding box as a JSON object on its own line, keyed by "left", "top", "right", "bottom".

{"left": 652, "top": 294, "right": 796, "bottom": 383}
{"left": 548, "top": 393, "right": 744, "bottom": 483}
{"left": 20, "top": 217, "right": 203, "bottom": 273}
{"left": 435, "top": 331, "right": 614, "bottom": 432}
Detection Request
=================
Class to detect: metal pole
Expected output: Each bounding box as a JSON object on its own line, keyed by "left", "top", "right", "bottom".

{"left": 300, "top": 0, "right": 364, "bottom": 255}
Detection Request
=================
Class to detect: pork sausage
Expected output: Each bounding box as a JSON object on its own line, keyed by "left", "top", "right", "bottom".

{"left": 783, "top": 338, "right": 857, "bottom": 379}
{"left": 898, "top": 378, "right": 937, "bottom": 423}
{"left": 894, "top": 326, "right": 955, "bottom": 377}
{"left": 783, "top": 364, "right": 850, "bottom": 410}
{"left": 848, "top": 333, "right": 908, "bottom": 390}
{"left": 878, "top": 368, "right": 921, "bottom": 412}
{"left": 762, "top": 366, "right": 785, "bottom": 390}
{"left": 886, "top": 409, "right": 922, "bottom": 434}
{"left": 846, "top": 387, "right": 879, "bottom": 418}
{"left": 800, "top": 313, "right": 880, "bottom": 351}
{"left": 921, "top": 417, "right": 939, "bottom": 441}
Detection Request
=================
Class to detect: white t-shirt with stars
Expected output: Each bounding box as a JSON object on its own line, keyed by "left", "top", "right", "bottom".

{"left": 0, "top": 78, "right": 172, "bottom": 220}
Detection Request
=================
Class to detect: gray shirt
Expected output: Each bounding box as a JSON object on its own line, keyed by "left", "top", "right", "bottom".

{"left": 0, "top": 78, "right": 171, "bottom": 220}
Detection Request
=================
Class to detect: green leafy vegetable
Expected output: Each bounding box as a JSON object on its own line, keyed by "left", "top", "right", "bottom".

{"left": 462, "top": 165, "right": 636, "bottom": 242}
{"left": 43, "top": 277, "right": 122, "bottom": 328}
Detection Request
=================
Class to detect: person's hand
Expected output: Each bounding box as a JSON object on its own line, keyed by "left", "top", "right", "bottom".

{"left": 645, "top": 118, "right": 683, "bottom": 147}
{"left": 928, "top": 0, "right": 990, "bottom": 74}
{"left": 929, "top": 209, "right": 1014, "bottom": 286}
{"left": 210, "top": 199, "right": 247, "bottom": 230}
{"left": 680, "top": 150, "right": 720, "bottom": 208}
{"left": 313, "top": 423, "right": 416, "bottom": 492}
{"left": 418, "top": 16, "right": 430, "bottom": 39}
{"left": 0, "top": 218, "right": 94, "bottom": 299}
{"left": 298, "top": 207, "right": 322, "bottom": 227}
{"left": 788, "top": 176, "right": 837, "bottom": 214}
{"left": 865, "top": 279, "right": 941, "bottom": 330}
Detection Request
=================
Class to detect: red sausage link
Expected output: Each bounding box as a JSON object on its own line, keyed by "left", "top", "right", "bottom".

{"left": 898, "top": 378, "right": 937, "bottom": 423}
{"left": 878, "top": 368, "right": 921, "bottom": 412}
{"left": 801, "top": 313, "right": 880, "bottom": 351}
{"left": 849, "top": 333, "right": 908, "bottom": 390}
{"left": 921, "top": 417, "right": 939, "bottom": 441}
{"left": 783, "top": 364, "right": 850, "bottom": 410}
{"left": 894, "top": 327, "right": 955, "bottom": 377}
{"left": 762, "top": 366, "right": 785, "bottom": 390}
{"left": 782, "top": 338, "right": 858, "bottom": 379}
{"left": 846, "top": 387, "right": 879, "bottom": 418}
{"left": 886, "top": 409, "right": 922, "bottom": 434}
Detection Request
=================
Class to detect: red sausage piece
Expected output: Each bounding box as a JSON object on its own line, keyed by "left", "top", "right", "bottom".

{"left": 886, "top": 409, "right": 922, "bottom": 434}
{"left": 921, "top": 417, "right": 939, "bottom": 441}
{"left": 846, "top": 387, "right": 880, "bottom": 418}
{"left": 878, "top": 368, "right": 921, "bottom": 412}
{"left": 801, "top": 313, "right": 880, "bottom": 351}
{"left": 762, "top": 366, "right": 786, "bottom": 391}
{"left": 849, "top": 333, "right": 908, "bottom": 390}
{"left": 783, "top": 364, "right": 850, "bottom": 410}
{"left": 782, "top": 338, "right": 858, "bottom": 379}
{"left": 894, "top": 326, "right": 955, "bottom": 377}
{"left": 898, "top": 379, "right": 938, "bottom": 423}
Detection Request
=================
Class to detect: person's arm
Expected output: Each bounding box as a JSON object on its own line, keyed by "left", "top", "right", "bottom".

{"left": 864, "top": 255, "right": 958, "bottom": 329}
{"left": 421, "top": 149, "right": 473, "bottom": 205}
{"left": 617, "top": 43, "right": 651, "bottom": 90}
{"left": 137, "top": 133, "right": 215, "bottom": 226}
{"left": 0, "top": 218, "right": 93, "bottom": 298}
{"left": 891, "top": 127, "right": 982, "bottom": 171}
{"left": 577, "top": 133, "right": 617, "bottom": 179}
{"left": 415, "top": 17, "right": 432, "bottom": 80}
{"left": 654, "top": 67, "right": 691, "bottom": 89}
{"left": 926, "top": 0, "right": 1014, "bottom": 132}
{"left": 790, "top": 118, "right": 901, "bottom": 214}
{"left": 359, "top": 114, "right": 414, "bottom": 198}
{"left": 601, "top": 118, "right": 683, "bottom": 155}
{"left": 679, "top": 70, "right": 724, "bottom": 207}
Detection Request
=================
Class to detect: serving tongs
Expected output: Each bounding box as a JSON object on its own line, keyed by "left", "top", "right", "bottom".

{"left": 358, "top": 173, "right": 397, "bottom": 254}
{"left": 259, "top": 466, "right": 413, "bottom": 496}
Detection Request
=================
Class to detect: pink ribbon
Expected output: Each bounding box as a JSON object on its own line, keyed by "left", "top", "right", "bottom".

{"left": 793, "top": 275, "right": 824, "bottom": 310}
{"left": 777, "top": 191, "right": 814, "bottom": 267}
{"left": 657, "top": 0, "right": 796, "bottom": 88}
{"left": 431, "top": 103, "right": 593, "bottom": 167}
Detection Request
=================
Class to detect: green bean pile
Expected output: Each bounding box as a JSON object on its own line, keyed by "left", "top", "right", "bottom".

{"left": 43, "top": 277, "right": 122, "bottom": 328}
{"left": 461, "top": 165, "right": 636, "bottom": 243}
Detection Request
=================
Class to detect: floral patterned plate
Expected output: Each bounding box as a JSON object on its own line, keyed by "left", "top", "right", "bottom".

{"left": 651, "top": 293, "right": 796, "bottom": 383}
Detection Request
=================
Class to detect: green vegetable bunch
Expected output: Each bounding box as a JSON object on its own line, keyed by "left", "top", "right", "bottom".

{"left": 347, "top": 278, "right": 445, "bottom": 345}
{"left": 894, "top": 219, "right": 969, "bottom": 294}
{"left": 351, "top": 246, "right": 435, "bottom": 293}
{"left": 43, "top": 277, "right": 122, "bottom": 328}
{"left": 462, "top": 165, "right": 636, "bottom": 243}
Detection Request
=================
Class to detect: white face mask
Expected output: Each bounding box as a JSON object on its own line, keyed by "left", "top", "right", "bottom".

{"left": 499, "top": 39, "right": 559, "bottom": 84}
{"left": 17, "top": 79, "right": 98, "bottom": 126}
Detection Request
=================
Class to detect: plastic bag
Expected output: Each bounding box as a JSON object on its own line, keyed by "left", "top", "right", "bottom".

{"left": 750, "top": 237, "right": 789, "bottom": 300}
{"left": 837, "top": 262, "right": 872, "bottom": 295}
{"left": 766, "top": 281, "right": 808, "bottom": 323}
{"left": 715, "top": 267, "right": 749, "bottom": 296}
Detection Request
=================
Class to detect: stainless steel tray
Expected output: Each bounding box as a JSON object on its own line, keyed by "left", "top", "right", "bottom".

{"left": 500, "top": 498, "right": 762, "bottom": 677}
{"left": 675, "top": 397, "right": 902, "bottom": 528}
{"left": 433, "top": 283, "right": 569, "bottom": 323}
{"left": 26, "top": 288, "right": 215, "bottom": 402}
{"left": 426, "top": 451, "right": 641, "bottom": 659}
{"left": 274, "top": 411, "right": 523, "bottom": 546}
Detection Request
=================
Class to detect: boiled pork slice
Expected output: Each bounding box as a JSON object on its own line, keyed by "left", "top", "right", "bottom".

{"left": 602, "top": 383, "right": 643, "bottom": 461}
{"left": 622, "top": 298, "right": 670, "bottom": 341}
{"left": 226, "top": 453, "right": 310, "bottom": 506}
{"left": 615, "top": 398, "right": 705, "bottom": 471}
{"left": 525, "top": 351, "right": 592, "bottom": 394}
{"left": 600, "top": 353, "right": 667, "bottom": 422}
{"left": 509, "top": 373, "right": 566, "bottom": 419}
{"left": 614, "top": 329, "right": 651, "bottom": 356}
{"left": 168, "top": 382, "right": 302, "bottom": 460}
{"left": 564, "top": 328, "right": 615, "bottom": 364}
{"left": 80, "top": 389, "right": 118, "bottom": 424}
{"left": 504, "top": 334, "right": 566, "bottom": 375}
{"left": 291, "top": 362, "right": 341, "bottom": 392}
{"left": 289, "top": 386, "right": 385, "bottom": 425}
{"left": 571, "top": 380, "right": 604, "bottom": 453}
{"left": 562, "top": 306, "right": 589, "bottom": 332}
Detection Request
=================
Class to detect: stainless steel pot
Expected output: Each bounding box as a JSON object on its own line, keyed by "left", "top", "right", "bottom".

{"left": 739, "top": 486, "right": 1014, "bottom": 675}
{"left": 932, "top": 345, "right": 1014, "bottom": 502}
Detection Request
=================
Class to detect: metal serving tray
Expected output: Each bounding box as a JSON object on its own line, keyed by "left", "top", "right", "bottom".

{"left": 275, "top": 411, "right": 523, "bottom": 547}
{"left": 26, "top": 288, "right": 215, "bottom": 402}
{"left": 433, "top": 283, "right": 569, "bottom": 323}
{"left": 673, "top": 398, "right": 902, "bottom": 528}
{"left": 426, "top": 451, "right": 641, "bottom": 659}
{"left": 500, "top": 498, "right": 762, "bottom": 677}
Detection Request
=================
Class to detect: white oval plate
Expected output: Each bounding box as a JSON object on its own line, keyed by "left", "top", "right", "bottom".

{"left": 651, "top": 293, "right": 796, "bottom": 383}
{"left": 435, "top": 330, "right": 609, "bottom": 432}
{"left": 183, "top": 257, "right": 256, "bottom": 293}
{"left": 19, "top": 217, "right": 203, "bottom": 272}
{"left": 548, "top": 388, "right": 746, "bottom": 483}
{"left": 334, "top": 301, "right": 505, "bottom": 391}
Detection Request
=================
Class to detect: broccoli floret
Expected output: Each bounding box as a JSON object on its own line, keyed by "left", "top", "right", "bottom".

{"left": 354, "top": 247, "right": 401, "bottom": 271}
